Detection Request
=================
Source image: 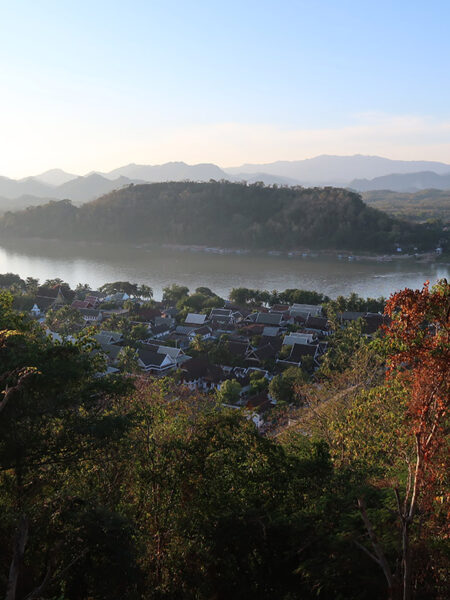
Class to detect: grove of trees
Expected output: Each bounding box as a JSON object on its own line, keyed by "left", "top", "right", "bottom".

{"left": 0, "top": 280, "right": 448, "bottom": 599}
{"left": 1, "top": 181, "right": 445, "bottom": 252}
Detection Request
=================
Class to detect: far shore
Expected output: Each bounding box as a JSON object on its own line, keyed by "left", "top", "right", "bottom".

{"left": 0, "top": 236, "right": 447, "bottom": 264}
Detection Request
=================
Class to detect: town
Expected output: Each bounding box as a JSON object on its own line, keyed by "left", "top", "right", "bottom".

{"left": 5, "top": 273, "right": 388, "bottom": 431}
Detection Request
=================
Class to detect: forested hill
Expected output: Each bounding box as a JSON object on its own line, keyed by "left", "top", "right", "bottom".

{"left": 0, "top": 181, "right": 442, "bottom": 251}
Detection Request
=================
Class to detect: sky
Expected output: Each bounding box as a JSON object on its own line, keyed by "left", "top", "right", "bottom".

{"left": 1, "top": 0, "right": 450, "bottom": 178}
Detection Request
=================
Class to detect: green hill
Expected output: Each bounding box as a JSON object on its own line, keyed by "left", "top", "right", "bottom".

{"left": 362, "top": 189, "right": 450, "bottom": 224}
{"left": 0, "top": 181, "right": 443, "bottom": 252}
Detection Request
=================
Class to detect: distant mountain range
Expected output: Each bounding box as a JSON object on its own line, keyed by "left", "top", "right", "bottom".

{"left": 349, "top": 171, "right": 450, "bottom": 193}
{"left": 1, "top": 155, "right": 449, "bottom": 210}
{"left": 226, "top": 155, "right": 450, "bottom": 184}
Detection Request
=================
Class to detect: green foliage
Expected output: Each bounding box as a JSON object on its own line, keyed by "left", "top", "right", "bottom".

{"left": 216, "top": 378, "right": 241, "bottom": 404}
{"left": 99, "top": 281, "right": 139, "bottom": 297}
{"left": 363, "top": 189, "right": 450, "bottom": 224}
{"left": 45, "top": 305, "right": 84, "bottom": 336}
{"left": 317, "top": 317, "right": 368, "bottom": 377}
{"left": 0, "top": 284, "right": 447, "bottom": 599}
{"left": 162, "top": 283, "right": 189, "bottom": 305}
{"left": 249, "top": 371, "right": 268, "bottom": 394}
{"left": 117, "top": 345, "right": 141, "bottom": 373}
{"left": 324, "top": 291, "right": 386, "bottom": 314}
{"left": 1, "top": 181, "right": 443, "bottom": 251}
{"left": 269, "top": 366, "right": 308, "bottom": 404}
{"left": 0, "top": 272, "right": 25, "bottom": 290}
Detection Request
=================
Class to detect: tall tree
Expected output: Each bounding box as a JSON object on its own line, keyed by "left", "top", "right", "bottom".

{"left": 383, "top": 280, "right": 449, "bottom": 600}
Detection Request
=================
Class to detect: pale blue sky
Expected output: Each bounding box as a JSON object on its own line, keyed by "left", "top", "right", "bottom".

{"left": 1, "top": 0, "right": 449, "bottom": 176}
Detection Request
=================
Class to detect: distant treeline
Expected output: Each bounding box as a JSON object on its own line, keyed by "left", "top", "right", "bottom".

{"left": 362, "top": 189, "right": 450, "bottom": 224}
{"left": 0, "top": 181, "right": 444, "bottom": 251}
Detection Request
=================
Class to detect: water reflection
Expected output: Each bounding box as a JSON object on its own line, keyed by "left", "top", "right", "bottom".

{"left": 0, "top": 238, "right": 448, "bottom": 300}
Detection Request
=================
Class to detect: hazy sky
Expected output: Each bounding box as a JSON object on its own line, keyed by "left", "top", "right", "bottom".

{"left": 1, "top": 0, "right": 450, "bottom": 177}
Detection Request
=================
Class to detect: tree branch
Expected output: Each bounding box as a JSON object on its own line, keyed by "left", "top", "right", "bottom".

{"left": 357, "top": 497, "right": 394, "bottom": 590}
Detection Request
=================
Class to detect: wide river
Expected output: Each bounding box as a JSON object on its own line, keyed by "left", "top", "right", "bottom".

{"left": 0, "top": 238, "right": 448, "bottom": 301}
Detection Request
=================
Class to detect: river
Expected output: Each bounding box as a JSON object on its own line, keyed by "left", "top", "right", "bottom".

{"left": 0, "top": 238, "right": 448, "bottom": 301}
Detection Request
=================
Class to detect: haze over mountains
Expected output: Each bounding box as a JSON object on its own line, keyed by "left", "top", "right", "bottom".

{"left": 1, "top": 155, "right": 450, "bottom": 210}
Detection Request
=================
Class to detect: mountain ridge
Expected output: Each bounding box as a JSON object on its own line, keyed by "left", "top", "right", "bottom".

{"left": 2, "top": 155, "right": 450, "bottom": 206}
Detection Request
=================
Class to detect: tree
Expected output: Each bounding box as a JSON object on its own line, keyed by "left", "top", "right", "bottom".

{"left": 25, "top": 277, "right": 39, "bottom": 294}
{"left": 195, "top": 286, "right": 215, "bottom": 297}
{"left": 382, "top": 280, "right": 449, "bottom": 600}
{"left": 249, "top": 371, "right": 268, "bottom": 394}
{"left": 162, "top": 284, "right": 189, "bottom": 305}
{"left": 99, "top": 281, "right": 139, "bottom": 297}
{"left": 75, "top": 282, "right": 92, "bottom": 297}
{"left": 269, "top": 367, "right": 307, "bottom": 404}
{"left": 317, "top": 316, "right": 368, "bottom": 378}
{"left": 0, "top": 293, "right": 132, "bottom": 599}
{"left": 0, "top": 273, "right": 25, "bottom": 290}
{"left": 118, "top": 346, "right": 141, "bottom": 373}
{"left": 45, "top": 305, "right": 84, "bottom": 337}
{"left": 229, "top": 287, "right": 252, "bottom": 305}
{"left": 216, "top": 379, "right": 241, "bottom": 404}
{"left": 138, "top": 284, "right": 153, "bottom": 299}
{"left": 335, "top": 280, "right": 450, "bottom": 600}
{"left": 44, "top": 277, "right": 66, "bottom": 288}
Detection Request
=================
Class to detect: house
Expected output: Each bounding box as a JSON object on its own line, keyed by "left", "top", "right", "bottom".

{"left": 262, "top": 326, "right": 280, "bottom": 337}
{"left": 174, "top": 324, "right": 212, "bottom": 341}
{"left": 304, "top": 315, "right": 331, "bottom": 336}
{"left": 149, "top": 322, "right": 173, "bottom": 338}
{"left": 245, "top": 393, "right": 272, "bottom": 429}
{"left": 97, "top": 343, "right": 123, "bottom": 365}
{"left": 290, "top": 303, "right": 322, "bottom": 318}
{"left": 137, "top": 348, "right": 176, "bottom": 374}
{"left": 193, "top": 325, "right": 212, "bottom": 339}
{"left": 185, "top": 313, "right": 208, "bottom": 326}
{"left": 141, "top": 343, "right": 190, "bottom": 367}
{"left": 84, "top": 295, "right": 101, "bottom": 307}
{"left": 259, "top": 335, "right": 282, "bottom": 353}
{"left": 97, "top": 330, "right": 123, "bottom": 344}
{"left": 30, "top": 285, "right": 71, "bottom": 316}
{"left": 283, "top": 332, "right": 315, "bottom": 346}
{"left": 269, "top": 304, "right": 290, "bottom": 313}
{"left": 277, "top": 342, "right": 319, "bottom": 368}
{"left": 209, "top": 308, "right": 234, "bottom": 321}
{"left": 134, "top": 307, "right": 162, "bottom": 321}
{"left": 104, "top": 292, "right": 130, "bottom": 303}
{"left": 162, "top": 333, "right": 191, "bottom": 350}
{"left": 246, "top": 343, "right": 278, "bottom": 364}
{"left": 361, "top": 313, "right": 390, "bottom": 336}
{"left": 44, "top": 328, "right": 76, "bottom": 343}
{"left": 71, "top": 300, "right": 91, "bottom": 310}
{"left": 181, "top": 357, "right": 225, "bottom": 391}
{"left": 79, "top": 308, "right": 102, "bottom": 323}
{"left": 36, "top": 285, "right": 71, "bottom": 305}
{"left": 30, "top": 296, "right": 56, "bottom": 316}
{"left": 255, "top": 312, "right": 283, "bottom": 326}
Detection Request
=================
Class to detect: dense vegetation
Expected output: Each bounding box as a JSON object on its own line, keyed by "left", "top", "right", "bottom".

{"left": 1, "top": 280, "right": 449, "bottom": 599}
{"left": 363, "top": 189, "right": 450, "bottom": 224}
{"left": 0, "top": 181, "right": 444, "bottom": 252}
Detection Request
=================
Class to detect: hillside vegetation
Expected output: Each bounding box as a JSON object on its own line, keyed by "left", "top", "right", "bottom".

{"left": 362, "top": 189, "right": 450, "bottom": 223}
{"left": 0, "top": 181, "right": 443, "bottom": 252}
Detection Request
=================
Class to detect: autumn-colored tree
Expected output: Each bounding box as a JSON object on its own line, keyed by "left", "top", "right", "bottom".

{"left": 356, "top": 280, "right": 449, "bottom": 600}
{"left": 384, "top": 280, "right": 449, "bottom": 599}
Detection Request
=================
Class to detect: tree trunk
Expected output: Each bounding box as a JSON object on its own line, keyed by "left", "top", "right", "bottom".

{"left": 5, "top": 515, "right": 28, "bottom": 600}
{"left": 402, "top": 520, "right": 412, "bottom": 600}
{"left": 357, "top": 498, "right": 396, "bottom": 598}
